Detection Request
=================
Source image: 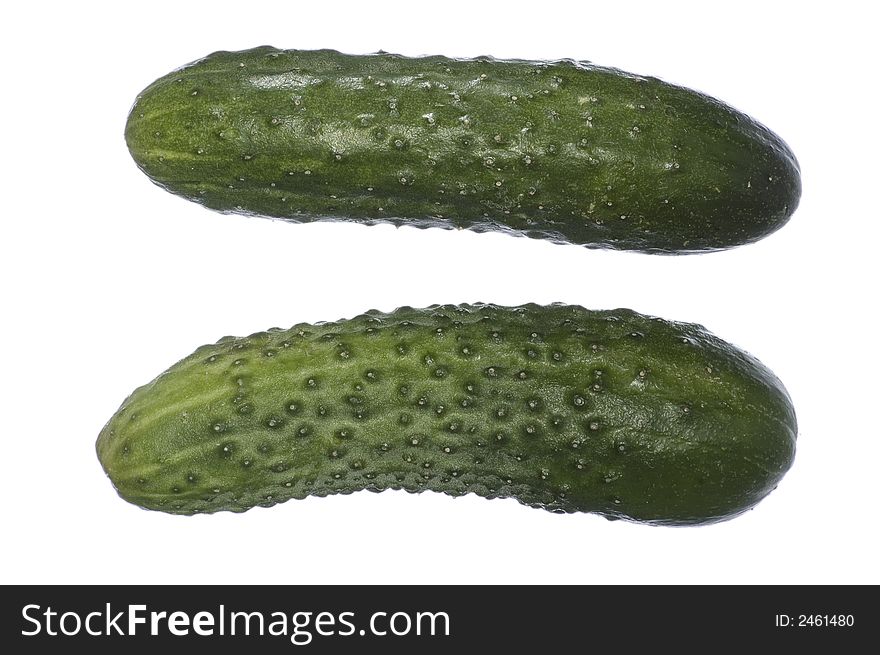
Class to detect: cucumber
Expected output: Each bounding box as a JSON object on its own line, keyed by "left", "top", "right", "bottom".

{"left": 96, "top": 304, "right": 796, "bottom": 525}
{"left": 125, "top": 47, "right": 800, "bottom": 254}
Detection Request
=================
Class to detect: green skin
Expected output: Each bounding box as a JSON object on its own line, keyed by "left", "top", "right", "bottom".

{"left": 97, "top": 304, "right": 797, "bottom": 526}
{"left": 125, "top": 47, "right": 801, "bottom": 254}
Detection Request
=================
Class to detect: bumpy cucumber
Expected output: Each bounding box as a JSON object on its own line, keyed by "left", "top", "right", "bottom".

{"left": 97, "top": 304, "right": 796, "bottom": 525}
{"left": 125, "top": 47, "right": 800, "bottom": 254}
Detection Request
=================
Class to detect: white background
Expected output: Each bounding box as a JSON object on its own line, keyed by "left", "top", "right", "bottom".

{"left": 2, "top": 1, "right": 877, "bottom": 584}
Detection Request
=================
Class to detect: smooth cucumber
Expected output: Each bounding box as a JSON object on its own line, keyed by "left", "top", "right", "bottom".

{"left": 125, "top": 47, "right": 800, "bottom": 254}
{"left": 96, "top": 304, "right": 796, "bottom": 525}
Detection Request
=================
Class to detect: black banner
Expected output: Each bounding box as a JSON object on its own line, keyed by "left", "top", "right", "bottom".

{"left": 1, "top": 585, "right": 872, "bottom": 652}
